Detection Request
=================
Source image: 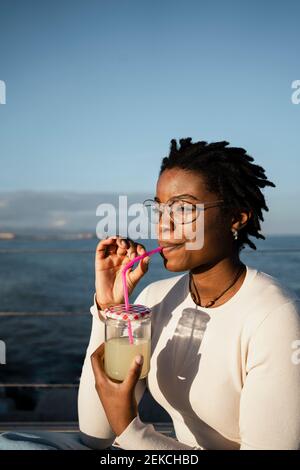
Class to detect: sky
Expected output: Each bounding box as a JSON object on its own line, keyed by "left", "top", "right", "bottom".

{"left": 0, "top": 0, "right": 300, "bottom": 234}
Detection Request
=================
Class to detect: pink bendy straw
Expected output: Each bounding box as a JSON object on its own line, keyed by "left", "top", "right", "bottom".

{"left": 122, "top": 246, "right": 162, "bottom": 345}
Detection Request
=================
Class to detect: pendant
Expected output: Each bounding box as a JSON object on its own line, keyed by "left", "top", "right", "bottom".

{"left": 191, "top": 290, "right": 215, "bottom": 308}
{"left": 204, "top": 300, "right": 215, "bottom": 308}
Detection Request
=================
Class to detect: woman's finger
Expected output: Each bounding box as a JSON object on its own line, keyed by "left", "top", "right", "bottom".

{"left": 96, "top": 237, "right": 118, "bottom": 259}
{"left": 123, "top": 355, "right": 144, "bottom": 390}
{"left": 91, "top": 343, "right": 122, "bottom": 387}
{"left": 127, "top": 244, "right": 149, "bottom": 284}
{"left": 123, "top": 242, "right": 146, "bottom": 267}
{"left": 117, "top": 238, "right": 136, "bottom": 264}
{"left": 136, "top": 243, "right": 146, "bottom": 254}
{"left": 124, "top": 238, "right": 137, "bottom": 259}
{"left": 126, "top": 240, "right": 147, "bottom": 260}
{"left": 128, "top": 256, "right": 150, "bottom": 285}
{"left": 116, "top": 237, "right": 130, "bottom": 257}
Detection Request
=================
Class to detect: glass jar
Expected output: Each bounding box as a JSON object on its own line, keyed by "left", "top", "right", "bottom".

{"left": 104, "top": 304, "right": 151, "bottom": 382}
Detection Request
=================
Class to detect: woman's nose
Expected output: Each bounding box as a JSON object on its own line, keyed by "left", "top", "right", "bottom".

{"left": 157, "top": 211, "right": 175, "bottom": 238}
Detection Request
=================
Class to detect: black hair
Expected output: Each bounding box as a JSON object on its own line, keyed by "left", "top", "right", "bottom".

{"left": 159, "top": 137, "right": 276, "bottom": 251}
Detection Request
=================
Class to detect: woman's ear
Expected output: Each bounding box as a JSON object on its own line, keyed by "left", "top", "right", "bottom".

{"left": 231, "top": 209, "right": 252, "bottom": 232}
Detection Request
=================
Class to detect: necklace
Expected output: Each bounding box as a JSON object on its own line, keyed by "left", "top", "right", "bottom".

{"left": 189, "top": 264, "right": 246, "bottom": 308}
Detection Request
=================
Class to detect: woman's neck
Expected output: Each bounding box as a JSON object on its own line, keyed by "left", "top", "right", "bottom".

{"left": 190, "top": 255, "right": 246, "bottom": 308}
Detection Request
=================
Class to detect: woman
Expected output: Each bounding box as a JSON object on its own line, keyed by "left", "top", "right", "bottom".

{"left": 3, "top": 137, "right": 296, "bottom": 451}
{"left": 78, "top": 137, "right": 300, "bottom": 450}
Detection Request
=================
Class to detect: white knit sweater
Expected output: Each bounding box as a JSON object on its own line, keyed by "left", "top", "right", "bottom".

{"left": 78, "top": 265, "right": 300, "bottom": 450}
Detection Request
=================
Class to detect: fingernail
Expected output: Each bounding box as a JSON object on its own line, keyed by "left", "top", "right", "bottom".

{"left": 135, "top": 355, "right": 143, "bottom": 365}
{"left": 144, "top": 256, "right": 150, "bottom": 264}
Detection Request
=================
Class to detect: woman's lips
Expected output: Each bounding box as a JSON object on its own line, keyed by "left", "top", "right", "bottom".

{"left": 160, "top": 243, "right": 185, "bottom": 254}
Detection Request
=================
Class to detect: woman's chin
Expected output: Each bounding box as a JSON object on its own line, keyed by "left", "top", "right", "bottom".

{"left": 161, "top": 256, "right": 189, "bottom": 272}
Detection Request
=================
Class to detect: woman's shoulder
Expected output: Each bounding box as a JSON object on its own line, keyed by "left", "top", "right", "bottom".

{"left": 251, "top": 267, "right": 299, "bottom": 305}
{"left": 242, "top": 265, "right": 300, "bottom": 339}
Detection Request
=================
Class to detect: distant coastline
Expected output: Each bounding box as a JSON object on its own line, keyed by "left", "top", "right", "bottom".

{"left": 0, "top": 231, "right": 97, "bottom": 241}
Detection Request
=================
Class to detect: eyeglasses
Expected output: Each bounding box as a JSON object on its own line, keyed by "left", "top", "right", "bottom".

{"left": 142, "top": 198, "right": 225, "bottom": 225}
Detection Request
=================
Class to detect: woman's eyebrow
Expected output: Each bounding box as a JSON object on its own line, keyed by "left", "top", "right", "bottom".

{"left": 154, "top": 194, "right": 199, "bottom": 202}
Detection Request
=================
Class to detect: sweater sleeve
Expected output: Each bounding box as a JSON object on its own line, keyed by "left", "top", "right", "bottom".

{"left": 77, "top": 292, "right": 147, "bottom": 449}
{"left": 239, "top": 300, "right": 300, "bottom": 450}
{"left": 113, "top": 415, "right": 204, "bottom": 450}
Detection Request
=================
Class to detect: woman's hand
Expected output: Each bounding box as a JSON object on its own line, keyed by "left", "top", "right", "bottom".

{"left": 95, "top": 236, "right": 150, "bottom": 310}
{"left": 90, "top": 342, "right": 144, "bottom": 436}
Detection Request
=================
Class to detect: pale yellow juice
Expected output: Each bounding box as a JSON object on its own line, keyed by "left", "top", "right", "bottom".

{"left": 104, "top": 337, "right": 151, "bottom": 381}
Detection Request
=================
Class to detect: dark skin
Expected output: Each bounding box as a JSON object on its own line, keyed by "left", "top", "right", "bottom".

{"left": 91, "top": 167, "right": 252, "bottom": 437}
{"left": 156, "top": 168, "right": 251, "bottom": 307}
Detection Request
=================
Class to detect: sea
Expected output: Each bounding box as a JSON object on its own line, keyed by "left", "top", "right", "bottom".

{"left": 0, "top": 235, "right": 299, "bottom": 422}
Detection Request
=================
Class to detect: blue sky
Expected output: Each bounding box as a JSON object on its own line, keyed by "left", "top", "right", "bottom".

{"left": 0, "top": 0, "right": 300, "bottom": 233}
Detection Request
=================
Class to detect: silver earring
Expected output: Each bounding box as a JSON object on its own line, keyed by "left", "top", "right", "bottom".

{"left": 232, "top": 229, "right": 238, "bottom": 240}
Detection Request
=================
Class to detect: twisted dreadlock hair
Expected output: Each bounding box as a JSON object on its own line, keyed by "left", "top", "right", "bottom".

{"left": 159, "top": 137, "right": 276, "bottom": 251}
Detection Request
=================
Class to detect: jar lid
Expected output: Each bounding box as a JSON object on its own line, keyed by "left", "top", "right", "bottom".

{"left": 103, "top": 304, "right": 151, "bottom": 321}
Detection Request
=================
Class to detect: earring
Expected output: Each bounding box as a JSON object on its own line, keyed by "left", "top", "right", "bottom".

{"left": 232, "top": 229, "right": 239, "bottom": 240}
